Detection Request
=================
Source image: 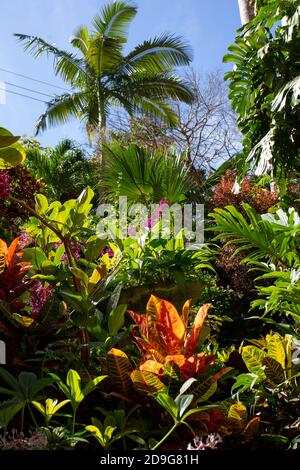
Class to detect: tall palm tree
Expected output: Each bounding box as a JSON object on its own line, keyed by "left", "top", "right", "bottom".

{"left": 15, "top": 1, "right": 194, "bottom": 141}
{"left": 237, "top": 0, "right": 256, "bottom": 25}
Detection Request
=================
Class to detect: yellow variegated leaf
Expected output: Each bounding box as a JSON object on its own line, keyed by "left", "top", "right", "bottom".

{"left": 242, "top": 346, "right": 266, "bottom": 379}
{"left": 228, "top": 402, "right": 247, "bottom": 429}
{"left": 107, "top": 348, "right": 132, "bottom": 395}
{"left": 130, "top": 370, "right": 166, "bottom": 395}
{"left": 10, "top": 313, "right": 36, "bottom": 328}
{"left": 266, "top": 333, "right": 285, "bottom": 369}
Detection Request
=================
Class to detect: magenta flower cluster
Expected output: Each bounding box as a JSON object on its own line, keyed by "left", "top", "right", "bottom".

{"left": 29, "top": 282, "right": 52, "bottom": 318}
{"left": 0, "top": 171, "right": 11, "bottom": 200}
{"left": 55, "top": 241, "right": 81, "bottom": 264}
{"left": 100, "top": 247, "right": 114, "bottom": 258}
{"left": 128, "top": 199, "right": 169, "bottom": 235}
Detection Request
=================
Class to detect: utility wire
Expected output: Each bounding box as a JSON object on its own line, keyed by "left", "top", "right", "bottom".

{"left": 4, "top": 81, "right": 55, "bottom": 98}
{"left": 0, "top": 66, "right": 69, "bottom": 91}
{"left": 0, "top": 87, "right": 47, "bottom": 103}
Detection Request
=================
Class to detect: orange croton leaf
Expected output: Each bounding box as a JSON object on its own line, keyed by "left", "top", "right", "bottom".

{"left": 6, "top": 237, "right": 21, "bottom": 267}
{"left": 134, "top": 336, "right": 165, "bottom": 363}
{"left": 0, "top": 240, "right": 7, "bottom": 275}
{"left": 157, "top": 298, "right": 185, "bottom": 342}
{"left": 184, "top": 303, "right": 212, "bottom": 356}
{"left": 181, "top": 298, "right": 192, "bottom": 330}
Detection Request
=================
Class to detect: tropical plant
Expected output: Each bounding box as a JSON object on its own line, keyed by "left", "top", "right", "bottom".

{"left": 15, "top": 1, "right": 194, "bottom": 141}
{"left": 101, "top": 143, "right": 194, "bottom": 206}
{"left": 0, "top": 127, "right": 26, "bottom": 169}
{"left": 210, "top": 203, "right": 300, "bottom": 322}
{"left": 0, "top": 368, "right": 52, "bottom": 432}
{"left": 48, "top": 369, "right": 106, "bottom": 433}
{"left": 230, "top": 332, "right": 300, "bottom": 445}
{"left": 85, "top": 407, "right": 140, "bottom": 449}
{"left": 25, "top": 139, "right": 98, "bottom": 201}
{"left": 224, "top": 0, "right": 300, "bottom": 182}
{"left": 107, "top": 296, "right": 232, "bottom": 402}
{"left": 32, "top": 398, "right": 70, "bottom": 426}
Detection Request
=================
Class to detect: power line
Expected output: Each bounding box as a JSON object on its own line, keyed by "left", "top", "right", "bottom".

{"left": 4, "top": 81, "right": 55, "bottom": 99}
{"left": 0, "top": 66, "right": 70, "bottom": 91}
{"left": 0, "top": 87, "right": 47, "bottom": 103}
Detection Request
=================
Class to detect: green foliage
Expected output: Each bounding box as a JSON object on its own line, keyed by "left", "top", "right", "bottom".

{"left": 210, "top": 204, "right": 300, "bottom": 320}
{"left": 48, "top": 369, "right": 106, "bottom": 433}
{"left": 0, "top": 127, "right": 26, "bottom": 169}
{"left": 101, "top": 144, "right": 194, "bottom": 205}
{"left": 0, "top": 368, "right": 52, "bottom": 429}
{"left": 224, "top": 0, "right": 300, "bottom": 180}
{"left": 25, "top": 139, "right": 98, "bottom": 201}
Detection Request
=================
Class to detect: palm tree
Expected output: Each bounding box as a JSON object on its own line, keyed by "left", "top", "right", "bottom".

{"left": 237, "top": 0, "right": 256, "bottom": 25}
{"left": 15, "top": 1, "right": 194, "bottom": 142}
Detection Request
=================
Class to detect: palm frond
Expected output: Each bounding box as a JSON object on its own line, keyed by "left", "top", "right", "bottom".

{"left": 101, "top": 144, "right": 193, "bottom": 205}
{"left": 133, "top": 97, "right": 179, "bottom": 127}
{"left": 88, "top": 35, "right": 123, "bottom": 76}
{"left": 70, "top": 26, "right": 90, "bottom": 55}
{"left": 14, "top": 33, "right": 87, "bottom": 85}
{"left": 34, "top": 91, "right": 88, "bottom": 134}
{"left": 125, "top": 72, "right": 194, "bottom": 103}
{"left": 122, "top": 33, "right": 193, "bottom": 73}
{"left": 93, "top": 1, "right": 137, "bottom": 40}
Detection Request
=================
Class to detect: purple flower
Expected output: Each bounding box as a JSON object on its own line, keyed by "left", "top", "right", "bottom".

{"left": 146, "top": 217, "right": 154, "bottom": 228}
{"left": 55, "top": 241, "right": 81, "bottom": 264}
{"left": 0, "top": 171, "right": 10, "bottom": 200}
{"left": 29, "top": 282, "right": 52, "bottom": 318}
{"left": 19, "top": 229, "right": 33, "bottom": 249}
{"left": 128, "top": 224, "right": 136, "bottom": 237}
{"left": 100, "top": 247, "right": 114, "bottom": 257}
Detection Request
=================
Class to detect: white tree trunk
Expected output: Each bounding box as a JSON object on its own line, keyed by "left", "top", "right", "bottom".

{"left": 237, "top": 0, "right": 256, "bottom": 25}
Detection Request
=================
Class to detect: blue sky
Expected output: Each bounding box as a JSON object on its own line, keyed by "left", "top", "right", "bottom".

{"left": 0, "top": 0, "right": 241, "bottom": 148}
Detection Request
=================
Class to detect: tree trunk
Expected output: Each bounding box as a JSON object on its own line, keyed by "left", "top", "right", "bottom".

{"left": 237, "top": 0, "right": 256, "bottom": 25}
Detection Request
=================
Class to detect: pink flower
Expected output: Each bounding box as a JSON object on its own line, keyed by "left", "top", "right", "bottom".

{"left": 29, "top": 282, "right": 52, "bottom": 318}
{"left": 55, "top": 241, "right": 81, "bottom": 264}
{"left": 0, "top": 171, "right": 10, "bottom": 200}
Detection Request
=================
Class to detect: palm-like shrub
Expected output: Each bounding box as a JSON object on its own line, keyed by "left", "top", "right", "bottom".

{"left": 101, "top": 143, "right": 194, "bottom": 205}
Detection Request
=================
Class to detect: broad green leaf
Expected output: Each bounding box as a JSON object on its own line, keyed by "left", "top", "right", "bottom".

{"left": 155, "top": 392, "right": 178, "bottom": 420}
{"left": 66, "top": 369, "right": 84, "bottom": 408}
{"left": 35, "top": 194, "right": 48, "bottom": 214}
{"left": 108, "top": 304, "right": 126, "bottom": 336}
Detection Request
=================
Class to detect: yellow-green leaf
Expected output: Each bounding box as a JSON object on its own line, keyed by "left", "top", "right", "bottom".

{"left": 266, "top": 333, "right": 285, "bottom": 369}
{"left": 242, "top": 346, "right": 266, "bottom": 379}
